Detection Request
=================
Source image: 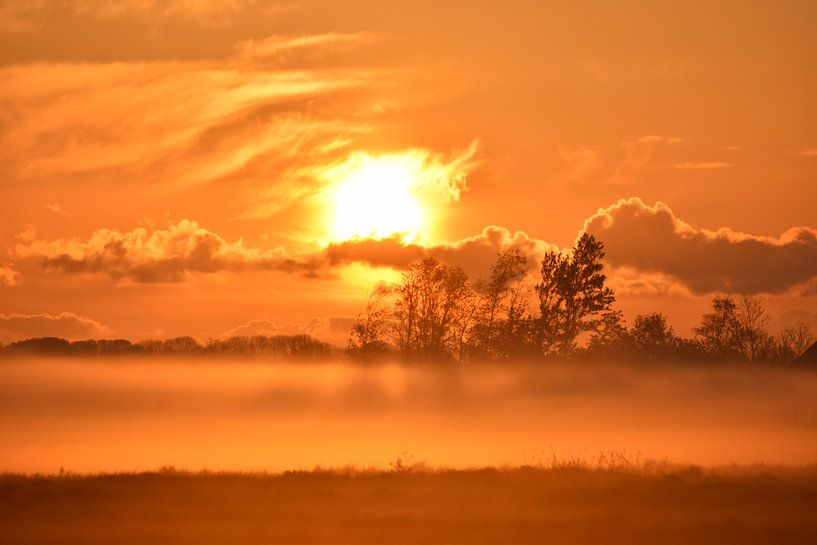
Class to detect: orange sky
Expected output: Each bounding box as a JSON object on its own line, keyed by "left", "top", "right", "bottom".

{"left": 1, "top": 0, "right": 816, "bottom": 344}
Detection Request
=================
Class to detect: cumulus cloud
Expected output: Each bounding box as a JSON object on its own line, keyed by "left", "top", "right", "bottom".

{"left": 326, "top": 225, "right": 555, "bottom": 279}
{"left": 584, "top": 198, "right": 817, "bottom": 295}
{"left": 16, "top": 199, "right": 817, "bottom": 296}
{"left": 14, "top": 220, "right": 322, "bottom": 283}
{"left": 15, "top": 217, "right": 554, "bottom": 284}
{"left": 0, "top": 311, "right": 112, "bottom": 343}
{"left": 0, "top": 263, "right": 20, "bottom": 286}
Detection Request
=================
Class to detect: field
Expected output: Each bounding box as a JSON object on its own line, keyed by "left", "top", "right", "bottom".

{"left": 2, "top": 359, "right": 817, "bottom": 543}
{"left": 3, "top": 466, "right": 817, "bottom": 544}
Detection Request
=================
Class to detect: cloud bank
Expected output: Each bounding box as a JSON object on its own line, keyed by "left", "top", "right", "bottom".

{"left": 586, "top": 198, "right": 817, "bottom": 295}
{"left": 15, "top": 220, "right": 322, "bottom": 283}
{"left": 13, "top": 199, "right": 817, "bottom": 296}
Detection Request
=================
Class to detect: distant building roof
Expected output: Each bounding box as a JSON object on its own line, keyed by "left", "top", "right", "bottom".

{"left": 796, "top": 341, "right": 817, "bottom": 365}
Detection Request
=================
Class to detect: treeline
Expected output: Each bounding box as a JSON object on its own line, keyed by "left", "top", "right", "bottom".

{"left": 0, "top": 334, "right": 336, "bottom": 360}
{"left": 348, "top": 234, "right": 816, "bottom": 365}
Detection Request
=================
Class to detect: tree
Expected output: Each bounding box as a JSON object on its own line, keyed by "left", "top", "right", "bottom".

{"left": 586, "top": 310, "right": 630, "bottom": 358}
{"left": 734, "top": 295, "right": 773, "bottom": 361}
{"left": 695, "top": 294, "right": 774, "bottom": 362}
{"left": 694, "top": 295, "right": 741, "bottom": 359}
{"left": 471, "top": 248, "right": 530, "bottom": 359}
{"left": 630, "top": 312, "right": 676, "bottom": 361}
{"left": 777, "top": 322, "right": 814, "bottom": 360}
{"left": 391, "top": 257, "right": 472, "bottom": 361}
{"left": 535, "top": 233, "right": 615, "bottom": 354}
{"left": 347, "top": 284, "right": 392, "bottom": 361}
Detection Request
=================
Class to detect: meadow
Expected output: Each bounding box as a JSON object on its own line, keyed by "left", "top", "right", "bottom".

{"left": 3, "top": 465, "right": 817, "bottom": 544}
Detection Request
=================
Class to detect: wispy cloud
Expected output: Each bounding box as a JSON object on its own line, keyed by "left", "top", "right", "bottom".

{"left": 0, "top": 0, "right": 260, "bottom": 32}
{"left": 236, "top": 32, "right": 379, "bottom": 62}
{"left": 45, "top": 203, "right": 71, "bottom": 217}
{"left": 636, "top": 135, "right": 685, "bottom": 145}
{"left": 672, "top": 161, "right": 733, "bottom": 170}
{"left": 557, "top": 134, "right": 685, "bottom": 185}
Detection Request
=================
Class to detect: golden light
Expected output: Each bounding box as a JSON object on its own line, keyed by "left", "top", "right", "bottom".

{"left": 331, "top": 158, "right": 422, "bottom": 242}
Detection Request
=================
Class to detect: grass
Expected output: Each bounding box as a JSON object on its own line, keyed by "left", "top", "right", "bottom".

{"left": 2, "top": 463, "right": 817, "bottom": 544}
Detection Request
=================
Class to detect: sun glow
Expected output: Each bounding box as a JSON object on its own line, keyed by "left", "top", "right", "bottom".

{"left": 331, "top": 158, "right": 422, "bottom": 242}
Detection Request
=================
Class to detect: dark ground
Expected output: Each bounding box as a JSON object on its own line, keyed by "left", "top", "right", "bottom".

{"left": 2, "top": 466, "right": 817, "bottom": 544}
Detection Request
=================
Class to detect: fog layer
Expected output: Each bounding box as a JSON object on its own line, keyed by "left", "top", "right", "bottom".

{"left": 1, "top": 359, "right": 816, "bottom": 473}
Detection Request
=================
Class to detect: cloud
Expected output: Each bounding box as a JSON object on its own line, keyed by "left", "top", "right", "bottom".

{"left": 236, "top": 32, "right": 378, "bottom": 63}
{"left": 0, "top": 311, "right": 112, "bottom": 343}
{"left": 0, "top": 1, "right": 44, "bottom": 33}
{"left": 673, "top": 161, "right": 733, "bottom": 170}
{"left": 14, "top": 220, "right": 322, "bottom": 283}
{"left": 796, "top": 149, "right": 817, "bottom": 157}
{"left": 0, "top": 263, "right": 20, "bottom": 286}
{"left": 0, "top": 41, "right": 454, "bottom": 226}
{"left": 73, "top": 0, "right": 255, "bottom": 26}
{"left": 0, "top": 0, "right": 258, "bottom": 32}
{"left": 584, "top": 198, "right": 817, "bottom": 295}
{"left": 15, "top": 217, "right": 549, "bottom": 283}
{"left": 636, "top": 135, "right": 685, "bottom": 145}
{"left": 17, "top": 199, "right": 816, "bottom": 296}
{"left": 0, "top": 61, "right": 368, "bottom": 185}
{"left": 326, "top": 225, "right": 555, "bottom": 279}
{"left": 45, "top": 203, "right": 71, "bottom": 217}
{"left": 557, "top": 135, "right": 685, "bottom": 185}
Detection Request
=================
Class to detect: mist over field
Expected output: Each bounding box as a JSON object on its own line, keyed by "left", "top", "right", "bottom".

{"left": 2, "top": 358, "right": 816, "bottom": 474}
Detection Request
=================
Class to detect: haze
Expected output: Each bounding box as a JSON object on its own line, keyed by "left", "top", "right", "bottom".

{"left": 2, "top": 358, "right": 815, "bottom": 474}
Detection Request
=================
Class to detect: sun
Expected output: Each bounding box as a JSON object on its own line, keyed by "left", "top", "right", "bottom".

{"left": 331, "top": 158, "right": 422, "bottom": 242}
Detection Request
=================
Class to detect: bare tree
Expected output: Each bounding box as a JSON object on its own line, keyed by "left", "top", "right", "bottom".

{"left": 734, "top": 295, "right": 773, "bottom": 361}
{"left": 695, "top": 294, "right": 774, "bottom": 362}
{"left": 348, "top": 284, "right": 392, "bottom": 360}
{"left": 535, "top": 233, "right": 615, "bottom": 354}
{"left": 778, "top": 321, "right": 814, "bottom": 360}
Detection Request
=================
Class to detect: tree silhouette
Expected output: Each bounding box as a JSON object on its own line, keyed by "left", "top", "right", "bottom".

{"left": 471, "top": 248, "right": 530, "bottom": 359}
{"left": 586, "top": 310, "right": 629, "bottom": 357}
{"left": 535, "top": 233, "right": 615, "bottom": 354}
{"left": 630, "top": 312, "right": 676, "bottom": 361}
{"left": 348, "top": 284, "right": 392, "bottom": 361}
{"left": 694, "top": 295, "right": 742, "bottom": 359}
{"left": 777, "top": 322, "right": 814, "bottom": 359}
{"left": 391, "top": 257, "right": 472, "bottom": 361}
